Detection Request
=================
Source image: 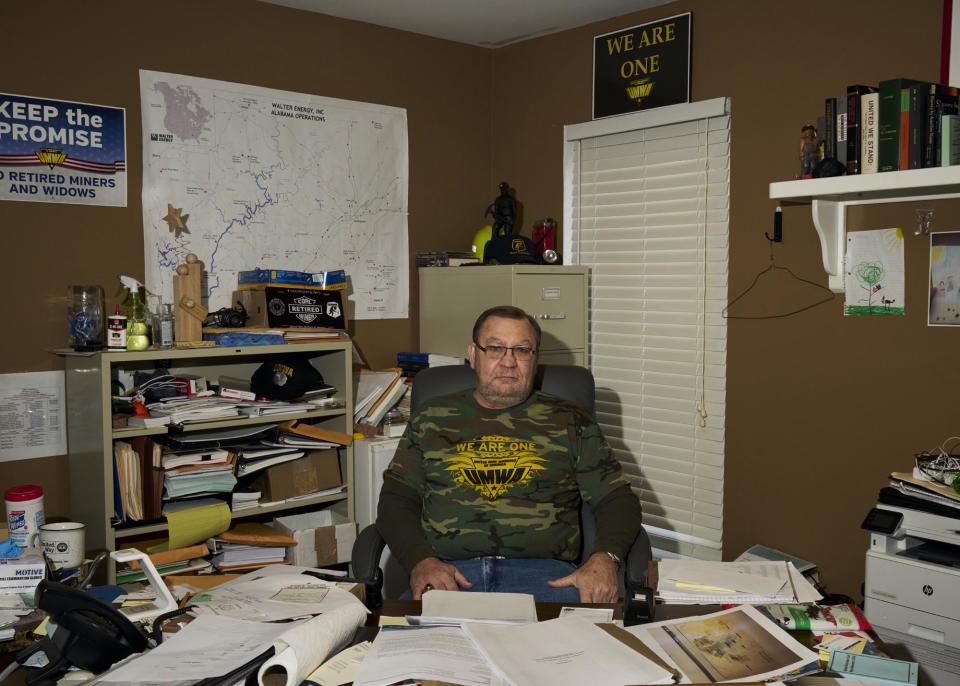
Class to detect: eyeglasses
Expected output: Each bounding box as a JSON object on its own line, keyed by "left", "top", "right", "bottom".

{"left": 474, "top": 342, "right": 537, "bottom": 362}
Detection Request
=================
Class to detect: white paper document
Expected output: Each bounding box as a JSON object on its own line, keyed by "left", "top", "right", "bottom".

{"left": 353, "top": 626, "right": 503, "bottom": 686}
{"left": 99, "top": 614, "right": 293, "bottom": 683}
{"left": 657, "top": 560, "right": 821, "bottom": 604}
{"left": 0, "top": 371, "right": 66, "bottom": 462}
{"left": 464, "top": 615, "right": 674, "bottom": 686}
{"left": 413, "top": 590, "right": 538, "bottom": 625}
{"left": 256, "top": 604, "right": 367, "bottom": 686}
{"left": 304, "top": 641, "right": 371, "bottom": 686}
{"left": 627, "top": 605, "right": 821, "bottom": 683}
{"left": 188, "top": 568, "right": 368, "bottom": 621}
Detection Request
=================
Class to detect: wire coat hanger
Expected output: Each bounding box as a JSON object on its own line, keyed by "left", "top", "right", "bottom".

{"left": 722, "top": 209, "right": 835, "bottom": 320}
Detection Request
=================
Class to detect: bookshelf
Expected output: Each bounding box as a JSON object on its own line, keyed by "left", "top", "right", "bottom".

{"left": 63, "top": 341, "right": 354, "bottom": 581}
{"left": 769, "top": 166, "right": 960, "bottom": 292}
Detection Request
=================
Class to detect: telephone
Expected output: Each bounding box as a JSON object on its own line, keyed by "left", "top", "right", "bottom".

{"left": 13, "top": 579, "right": 148, "bottom": 686}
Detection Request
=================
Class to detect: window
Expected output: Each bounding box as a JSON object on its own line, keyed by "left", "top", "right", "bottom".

{"left": 563, "top": 98, "right": 730, "bottom": 560}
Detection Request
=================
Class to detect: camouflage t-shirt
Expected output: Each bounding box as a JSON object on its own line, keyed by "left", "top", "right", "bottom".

{"left": 383, "top": 389, "right": 630, "bottom": 561}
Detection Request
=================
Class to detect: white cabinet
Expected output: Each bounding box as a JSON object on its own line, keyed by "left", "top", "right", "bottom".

{"left": 419, "top": 265, "right": 589, "bottom": 365}
{"left": 64, "top": 341, "right": 354, "bottom": 581}
{"left": 353, "top": 436, "right": 400, "bottom": 531}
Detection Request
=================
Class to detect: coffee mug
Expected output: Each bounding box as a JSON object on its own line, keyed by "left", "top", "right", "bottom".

{"left": 29, "top": 521, "right": 86, "bottom": 570}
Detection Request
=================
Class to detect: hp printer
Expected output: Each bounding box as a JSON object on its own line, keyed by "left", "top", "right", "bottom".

{"left": 862, "top": 487, "right": 960, "bottom": 686}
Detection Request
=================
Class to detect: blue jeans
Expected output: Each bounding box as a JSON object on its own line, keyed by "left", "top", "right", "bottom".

{"left": 404, "top": 557, "right": 581, "bottom": 602}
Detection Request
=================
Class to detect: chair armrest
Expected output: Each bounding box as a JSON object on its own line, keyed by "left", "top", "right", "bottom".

{"left": 350, "top": 524, "right": 386, "bottom": 593}
{"left": 625, "top": 525, "right": 652, "bottom": 590}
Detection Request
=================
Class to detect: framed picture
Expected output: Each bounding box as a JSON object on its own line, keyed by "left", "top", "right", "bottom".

{"left": 593, "top": 12, "right": 691, "bottom": 119}
{"left": 929, "top": 231, "right": 960, "bottom": 326}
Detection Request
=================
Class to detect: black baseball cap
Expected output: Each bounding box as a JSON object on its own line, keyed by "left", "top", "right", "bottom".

{"left": 483, "top": 235, "right": 539, "bottom": 265}
{"left": 250, "top": 357, "right": 325, "bottom": 401}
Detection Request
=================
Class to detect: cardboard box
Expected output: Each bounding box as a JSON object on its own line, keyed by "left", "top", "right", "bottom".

{"left": 254, "top": 450, "right": 342, "bottom": 501}
{"left": 0, "top": 548, "right": 45, "bottom": 595}
{"left": 274, "top": 509, "right": 356, "bottom": 567}
{"left": 235, "top": 287, "right": 346, "bottom": 329}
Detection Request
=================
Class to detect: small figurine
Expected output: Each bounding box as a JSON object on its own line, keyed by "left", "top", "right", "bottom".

{"left": 799, "top": 125, "right": 821, "bottom": 179}
{"left": 485, "top": 181, "right": 517, "bottom": 238}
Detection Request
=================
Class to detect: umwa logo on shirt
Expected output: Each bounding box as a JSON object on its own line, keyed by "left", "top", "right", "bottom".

{"left": 447, "top": 434, "right": 546, "bottom": 499}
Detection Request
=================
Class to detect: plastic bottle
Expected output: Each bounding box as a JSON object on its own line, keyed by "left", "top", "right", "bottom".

{"left": 120, "top": 275, "right": 150, "bottom": 351}
{"left": 107, "top": 304, "right": 127, "bottom": 349}
{"left": 158, "top": 303, "right": 175, "bottom": 348}
{"left": 5, "top": 484, "right": 45, "bottom": 547}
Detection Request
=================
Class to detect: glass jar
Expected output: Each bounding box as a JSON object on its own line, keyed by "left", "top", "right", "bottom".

{"left": 67, "top": 285, "right": 106, "bottom": 351}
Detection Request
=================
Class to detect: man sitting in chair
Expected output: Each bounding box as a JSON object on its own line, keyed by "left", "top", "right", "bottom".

{"left": 377, "top": 305, "right": 642, "bottom": 602}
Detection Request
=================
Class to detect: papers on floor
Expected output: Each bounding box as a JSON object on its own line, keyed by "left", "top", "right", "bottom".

{"left": 627, "top": 604, "right": 821, "bottom": 683}
{"left": 465, "top": 615, "right": 674, "bottom": 686}
{"left": 411, "top": 590, "right": 537, "bottom": 626}
{"left": 656, "top": 559, "right": 821, "bottom": 604}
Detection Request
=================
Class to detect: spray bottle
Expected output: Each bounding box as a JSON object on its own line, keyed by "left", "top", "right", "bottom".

{"left": 119, "top": 275, "right": 149, "bottom": 351}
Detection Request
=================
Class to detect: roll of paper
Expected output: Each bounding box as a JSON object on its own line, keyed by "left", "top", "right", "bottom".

{"left": 257, "top": 604, "right": 367, "bottom": 686}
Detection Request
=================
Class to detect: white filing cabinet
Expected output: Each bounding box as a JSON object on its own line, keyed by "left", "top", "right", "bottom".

{"left": 419, "top": 265, "right": 589, "bottom": 365}
{"left": 353, "top": 436, "right": 401, "bottom": 531}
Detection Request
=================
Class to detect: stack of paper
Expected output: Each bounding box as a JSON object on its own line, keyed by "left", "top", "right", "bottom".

{"left": 655, "top": 560, "right": 822, "bottom": 605}
{"left": 354, "top": 368, "right": 409, "bottom": 426}
{"left": 163, "top": 452, "right": 237, "bottom": 499}
{"left": 235, "top": 446, "right": 304, "bottom": 475}
{"left": 211, "top": 543, "right": 287, "bottom": 571}
{"left": 231, "top": 490, "right": 261, "bottom": 512}
{"left": 411, "top": 590, "right": 537, "bottom": 626}
{"left": 144, "top": 396, "right": 243, "bottom": 424}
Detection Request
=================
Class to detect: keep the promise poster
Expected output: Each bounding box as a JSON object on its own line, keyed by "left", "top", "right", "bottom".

{"left": 0, "top": 93, "right": 126, "bottom": 206}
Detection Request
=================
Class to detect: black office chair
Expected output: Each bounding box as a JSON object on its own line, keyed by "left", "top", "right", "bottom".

{"left": 349, "top": 364, "right": 652, "bottom": 616}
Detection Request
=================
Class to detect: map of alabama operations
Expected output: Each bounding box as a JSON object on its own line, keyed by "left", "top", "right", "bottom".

{"left": 139, "top": 70, "right": 408, "bottom": 319}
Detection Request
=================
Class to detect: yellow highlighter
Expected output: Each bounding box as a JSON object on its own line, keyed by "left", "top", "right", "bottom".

{"left": 673, "top": 580, "right": 738, "bottom": 594}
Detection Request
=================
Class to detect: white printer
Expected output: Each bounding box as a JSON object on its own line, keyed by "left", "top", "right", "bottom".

{"left": 862, "top": 492, "right": 960, "bottom": 686}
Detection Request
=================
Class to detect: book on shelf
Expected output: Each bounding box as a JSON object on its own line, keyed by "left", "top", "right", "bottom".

{"left": 927, "top": 84, "right": 959, "bottom": 166}
{"left": 823, "top": 97, "right": 838, "bottom": 159}
{"left": 877, "top": 77, "right": 925, "bottom": 171}
{"left": 943, "top": 114, "right": 960, "bottom": 165}
{"left": 861, "top": 91, "right": 879, "bottom": 174}
{"left": 845, "top": 84, "right": 877, "bottom": 174}
{"left": 907, "top": 84, "right": 929, "bottom": 169}
{"left": 835, "top": 95, "right": 848, "bottom": 167}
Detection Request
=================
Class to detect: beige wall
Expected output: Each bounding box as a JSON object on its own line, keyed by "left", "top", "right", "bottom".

{"left": 0, "top": 0, "right": 952, "bottom": 599}
{"left": 491, "top": 0, "right": 950, "bottom": 598}
{"left": 0, "top": 0, "right": 492, "bottom": 516}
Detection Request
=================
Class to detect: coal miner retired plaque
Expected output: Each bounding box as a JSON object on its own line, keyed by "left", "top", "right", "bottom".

{"left": 593, "top": 12, "right": 691, "bottom": 119}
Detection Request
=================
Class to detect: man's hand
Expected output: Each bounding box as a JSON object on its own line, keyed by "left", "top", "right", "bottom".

{"left": 546, "top": 552, "right": 619, "bottom": 603}
{"left": 410, "top": 557, "right": 473, "bottom": 600}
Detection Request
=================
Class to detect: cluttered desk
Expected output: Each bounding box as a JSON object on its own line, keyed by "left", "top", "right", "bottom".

{"left": 0, "top": 546, "right": 924, "bottom": 686}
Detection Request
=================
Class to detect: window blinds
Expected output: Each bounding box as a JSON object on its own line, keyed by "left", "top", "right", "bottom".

{"left": 563, "top": 99, "right": 730, "bottom": 560}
